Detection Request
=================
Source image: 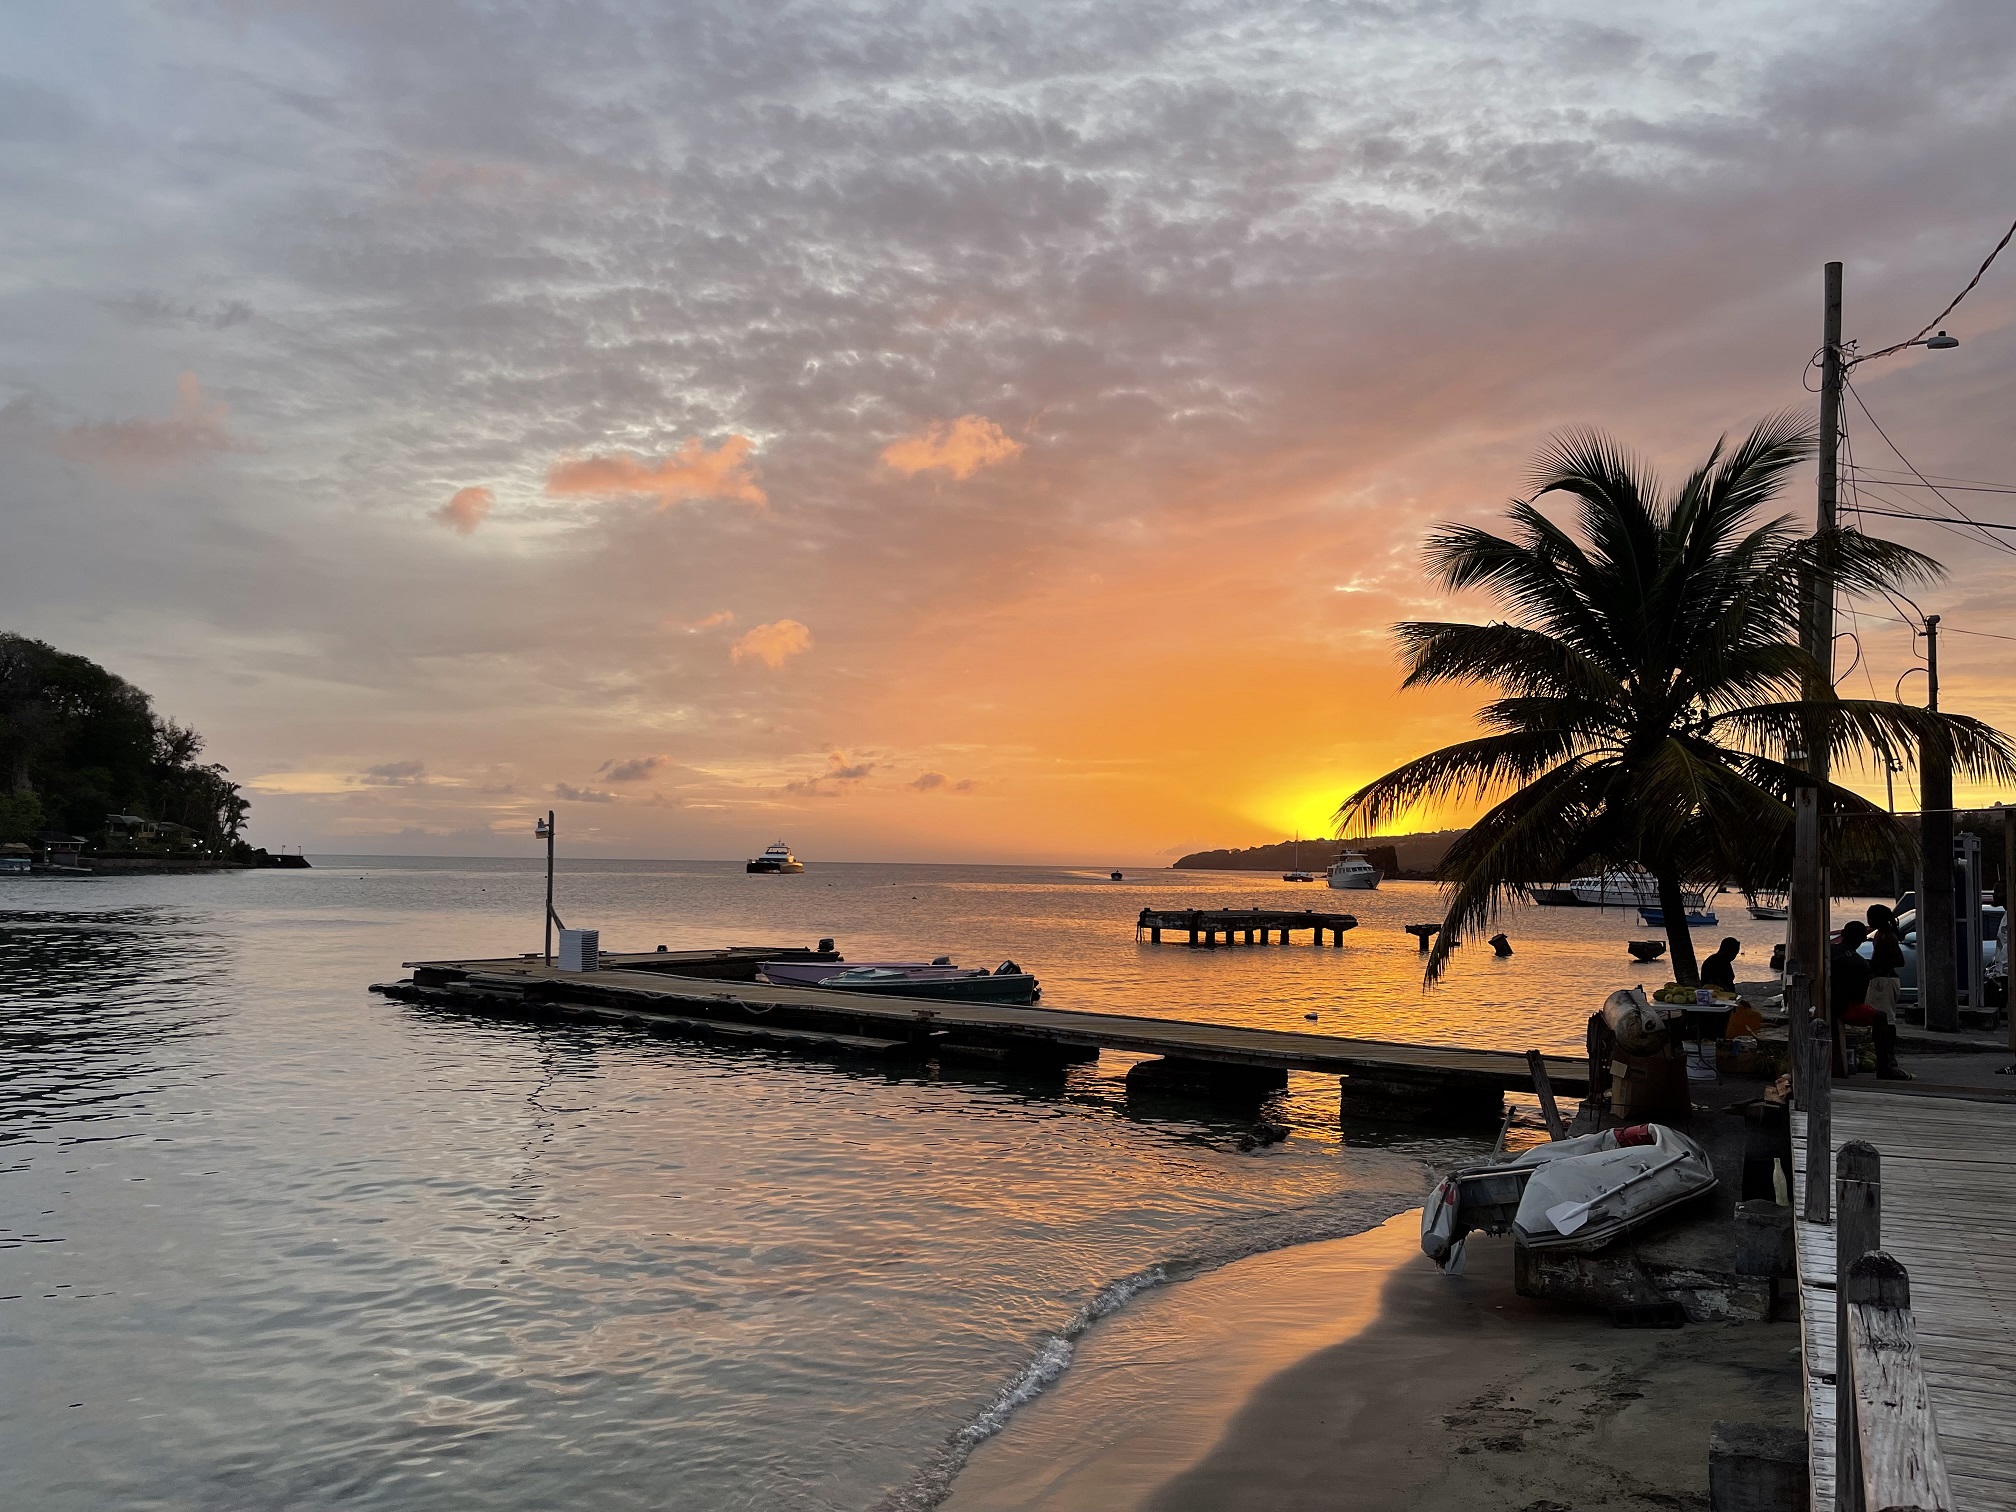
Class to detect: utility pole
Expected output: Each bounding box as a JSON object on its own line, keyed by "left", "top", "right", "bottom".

{"left": 1919, "top": 615, "right": 1958, "bottom": 1031}
{"left": 1788, "top": 262, "right": 1843, "bottom": 1019}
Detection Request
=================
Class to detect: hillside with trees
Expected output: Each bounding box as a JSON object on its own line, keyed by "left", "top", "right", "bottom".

{"left": 1174, "top": 831, "right": 1465, "bottom": 878}
{"left": 0, "top": 633, "right": 251, "bottom": 860}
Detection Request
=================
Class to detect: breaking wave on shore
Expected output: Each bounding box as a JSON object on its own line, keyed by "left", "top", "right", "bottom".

{"left": 875, "top": 1191, "right": 1419, "bottom": 1512}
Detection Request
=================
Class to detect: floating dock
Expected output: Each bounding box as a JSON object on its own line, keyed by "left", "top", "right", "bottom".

{"left": 375, "top": 947, "right": 1584, "bottom": 1125}
{"left": 1134, "top": 907, "right": 1358, "bottom": 947}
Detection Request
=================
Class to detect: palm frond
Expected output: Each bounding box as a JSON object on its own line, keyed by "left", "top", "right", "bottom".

{"left": 1335, "top": 732, "right": 1582, "bottom": 837}
{"left": 1394, "top": 621, "right": 1620, "bottom": 703}
{"left": 1421, "top": 757, "right": 1617, "bottom": 983}
{"left": 1706, "top": 700, "right": 2016, "bottom": 782}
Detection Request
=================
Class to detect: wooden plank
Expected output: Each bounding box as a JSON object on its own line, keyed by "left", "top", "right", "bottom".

{"left": 1823, "top": 1093, "right": 2016, "bottom": 1512}
{"left": 1846, "top": 1294, "right": 1954, "bottom": 1512}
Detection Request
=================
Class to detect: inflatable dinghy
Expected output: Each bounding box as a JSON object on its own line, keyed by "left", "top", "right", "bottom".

{"left": 1422, "top": 1123, "right": 1715, "bottom": 1267}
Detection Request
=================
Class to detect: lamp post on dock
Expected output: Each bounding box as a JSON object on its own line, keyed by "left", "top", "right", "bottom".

{"left": 536, "top": 810, "right": 556, "bottom": 965}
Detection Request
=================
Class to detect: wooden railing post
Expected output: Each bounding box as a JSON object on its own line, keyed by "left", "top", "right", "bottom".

{"left": 1787, "top": 966, "right": 1811, "bottom": 1105}
{"left": 1806, "top": 1008, "right": 1838, "bottom": 1233}
{"left": 1835, "top": 1142, "right": 1881, "bottom": 1512}
{"left": 1843, "top": 1252, "right": 1952, "bottom": 1512}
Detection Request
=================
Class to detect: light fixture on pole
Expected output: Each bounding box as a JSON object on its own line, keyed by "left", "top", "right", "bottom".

{"left": 536, "top": 811, "right": 557, "bottom": 966}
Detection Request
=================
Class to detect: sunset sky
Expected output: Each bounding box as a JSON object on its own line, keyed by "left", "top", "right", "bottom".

{"left": 4, "top": 1, "right": 2015, "bottom": 863}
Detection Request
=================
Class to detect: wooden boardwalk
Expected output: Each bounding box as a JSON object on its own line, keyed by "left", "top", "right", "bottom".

{"left": 389, "top": 955, "right": 1587, "bottom": 1113}
{"left": 1791, "top": 1089, "right": 2016, "bottom": 1512}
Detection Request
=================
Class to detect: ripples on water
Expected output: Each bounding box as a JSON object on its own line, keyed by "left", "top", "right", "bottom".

{"left": 0, "top": 860, "right": 1792, "bottom": 1509}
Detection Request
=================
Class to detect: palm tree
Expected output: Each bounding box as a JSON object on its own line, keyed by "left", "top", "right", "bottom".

{"left": 1338, "top": 414, "right": 2016, "bottom": 985}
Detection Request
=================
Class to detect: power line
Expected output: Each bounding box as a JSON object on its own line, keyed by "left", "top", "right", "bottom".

{"left": 1854, "top": 211, "right": 2016, "bottom": 365}
{"left": 1842, "top": 376, "right": 2016, "bottom": 558}
{"left": 1845, "top": 474, "right": 2016, "bottom": 497}
{"left": 1849, "top": 504, "right": 2016, "bottom": 533}
{"left": 1853, "top": 608, "right": 2016, "bottom": 645}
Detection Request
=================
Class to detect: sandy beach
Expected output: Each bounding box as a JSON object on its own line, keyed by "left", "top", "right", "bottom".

{"left": 950, "top": 1212, "right": 1801, "bottom": 1512}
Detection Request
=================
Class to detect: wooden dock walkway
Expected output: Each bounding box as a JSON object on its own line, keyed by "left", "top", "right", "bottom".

{"left": 381, "top": 951, "right": 1585, "bottom": 1124}
{"left": 1791, "top": 1088, "right": 2016, "bottom": 1512}
{"left": 1135, "top": 907, "right": 1358, "bottom": 946}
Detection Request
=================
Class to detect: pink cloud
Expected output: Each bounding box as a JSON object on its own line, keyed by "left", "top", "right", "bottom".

{"left": 53, "top": 372, "right": 247, "bottom": 467}
{"left": 547, "top": 435, "right": 766, "bottom": 509}
{"left": 880, "top": 415, "right": 1023, "bottom": 480}
{"left": 731, "top": 618, "right": 812, "bottom": 668}
{"left": 435, "top": 485, "right": 494, "bottom": 534}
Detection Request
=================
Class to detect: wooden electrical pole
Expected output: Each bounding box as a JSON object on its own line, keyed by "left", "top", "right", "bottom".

{"left": 1919, "top": 616, "right": 1958, "bottom": 1031}
{"left": 1789, "top": 262, "right": 1842, "bottom": 1013}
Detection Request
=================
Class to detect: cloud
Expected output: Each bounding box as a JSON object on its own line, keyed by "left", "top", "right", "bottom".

{"left": 546, "top": 436, "right": 766, "bottom": 509}
{"left": 880, "top": 415, "right": 1024, "bottom": 480}
{"left": 731, "top": 619, "right": 813, "bottom": 668}
{"left": 599, "top": 754, "right": 669, "bottom": 781}
{"left": 554, "top": 782, "right": 617, "bottom": 803}
{"left": 52, "top": 372, "right": 247, "bottom": 467}
{"left": 664, "top": 610, "right": 735, "bottom": 632}
{"left": 910, "top": 771, "right": 947, "bottom": 790}
{"left": 783, "top": 752, "right": 876, "bottom": 796}
{"left": 435, "top": 485, "right": 493, "bottom": 534}
{"left": 354, "top": 760, "right": 426, "bottom": 786}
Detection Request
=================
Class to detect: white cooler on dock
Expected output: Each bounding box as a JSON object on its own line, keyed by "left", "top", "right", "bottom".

{"left": 558, "top": 928, "right": 600, "bottom": 972}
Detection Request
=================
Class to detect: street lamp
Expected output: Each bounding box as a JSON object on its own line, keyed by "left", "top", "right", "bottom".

{"left": 536, "top": 811, "right": 556, "bottom": 965}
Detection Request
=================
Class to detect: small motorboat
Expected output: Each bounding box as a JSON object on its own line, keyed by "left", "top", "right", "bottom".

{"left": 1525, "top": 884, "right": 1584, "bottom": 907}
{"left": 1110, "top": 870, "right": 1124, "bottom": 881}
{"left": 760, "top": 958, "right": 1041, "bottom": 1004}
{"left": 1638, "top": 905, "right": 1718, "bottom": 927}
{"left": 1744, "top": 890, "right": 1790, "bottom": 922}
{"left": 1422, "top": 1123, "right": 1716, "bottom": 1268}
{"left": 1626, "top": 939, "right": 1668, "bottom": 962}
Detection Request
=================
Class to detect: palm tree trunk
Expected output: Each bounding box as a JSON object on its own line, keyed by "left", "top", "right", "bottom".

{"left": 1657, "top": 868, "right": 1700, "bottom": 985}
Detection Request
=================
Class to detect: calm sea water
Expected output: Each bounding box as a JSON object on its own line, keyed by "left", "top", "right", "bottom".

{"left": 0, "top": 858, "right": 1792, "bottom": 1510}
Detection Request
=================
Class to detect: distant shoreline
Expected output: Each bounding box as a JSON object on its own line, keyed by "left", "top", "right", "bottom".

{"left": 1171, "top": 831, "right": 1463, "bottom": 879}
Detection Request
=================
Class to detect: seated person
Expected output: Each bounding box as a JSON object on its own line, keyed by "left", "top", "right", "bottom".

{"left": 1699, "top": 936, "right": 1741, "bottom": 992}
{"left": 1830, "top": 920, "right": 1874, "bottom": 1019}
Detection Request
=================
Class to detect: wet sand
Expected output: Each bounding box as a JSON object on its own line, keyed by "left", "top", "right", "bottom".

{"left": 950, "top": 1213, "right": 1801, "bottom": 1512}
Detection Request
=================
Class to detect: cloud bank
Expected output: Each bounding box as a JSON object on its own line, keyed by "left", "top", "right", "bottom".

{"left": 3, "top": 0, "right": 2014, "bottom": 861}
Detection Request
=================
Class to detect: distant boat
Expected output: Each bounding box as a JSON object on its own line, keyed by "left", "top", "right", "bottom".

{"left": 1570, "top": 869, "right": 1713, "bottom": 912}
{"left": 1745, "top": 890, "right": 1790, "bottom": 921}
{"left": 1326, "top": 852, "right": 1380, "bottom": 891}
{"left": 1525, "top": 885, "right": 1583, "bottom": 907}
{"left": 746, "top": 841, "right": 805, "bottom": 875}
{"left": 1639, "top": 905, "right": 1719, "bottom": 928}
{"left": 1110, "top": 870, "right": 1124, "bottom": 881}
{"left": 761, "top": 957, "right": 1039, "bottom": 1004}
{"left": 1569, "top": 869, "right": 1661, "bottom": 907}
{"left": 1282, "top": 834, "right": 1315, "bottom": 882}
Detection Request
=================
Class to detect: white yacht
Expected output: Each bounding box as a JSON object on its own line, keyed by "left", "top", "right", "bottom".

{"left": 1326, "top": 852, "right": 1380, "bottom": 890}
{"left": 1568, "top": 869, "right": 1709, "bottom": 910}
{"left": 746, "top": 841, "right": 805, "bottom": 875}
{"left": 1568, "top": 869, "right": 1661, "bottom": 907}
